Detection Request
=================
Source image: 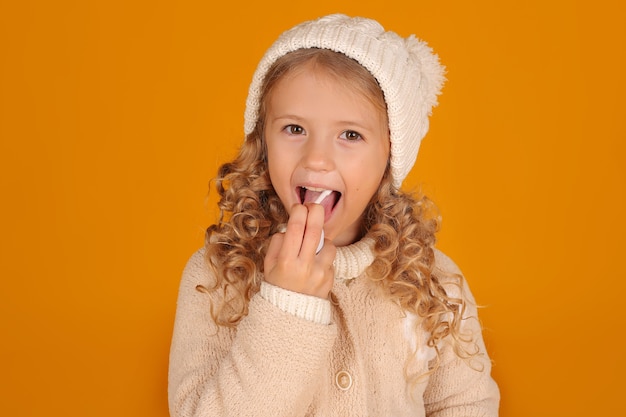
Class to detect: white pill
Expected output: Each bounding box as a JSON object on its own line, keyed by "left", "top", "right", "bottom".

{"left": 313, "top": 189, "right": 332, "bottom": 204}
{"left": 316, "top": 229, "right": 325, "bottom": 254}
{"left": 312, "top": 190, "right": 331, "bottom": 254}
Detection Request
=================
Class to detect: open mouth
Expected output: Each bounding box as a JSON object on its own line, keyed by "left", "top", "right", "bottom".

{"left": 298, "top": 186, "right": 341, "bottom": 209}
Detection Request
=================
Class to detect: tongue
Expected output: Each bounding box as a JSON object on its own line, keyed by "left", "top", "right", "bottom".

{"left": 303, "top": 189, "right": 336, "bottom": 220}
{"left": 303, "top": 189, "right": 327, "bottom": 204}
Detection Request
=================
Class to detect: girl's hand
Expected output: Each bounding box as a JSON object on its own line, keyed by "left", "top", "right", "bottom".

{"left": 264, "top": 203, "right": 336, "bottom": 299}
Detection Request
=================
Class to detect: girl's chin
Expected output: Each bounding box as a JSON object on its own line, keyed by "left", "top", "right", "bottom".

{"left": 326, "top": 228, "right": 362, "bottom": 247}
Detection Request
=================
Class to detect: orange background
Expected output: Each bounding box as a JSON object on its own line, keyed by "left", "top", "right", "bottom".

{"left": 1, "top": 1, "right": 624, "bottom": 416}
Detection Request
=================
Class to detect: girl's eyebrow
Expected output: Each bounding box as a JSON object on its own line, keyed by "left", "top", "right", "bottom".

{"left": 335, "top": 120, "right": 372, "bottom": 131}
{"left": 270, "top": 114, "right": 306, "bottom": 123}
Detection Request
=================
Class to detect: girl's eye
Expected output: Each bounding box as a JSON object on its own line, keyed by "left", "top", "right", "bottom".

{"left": 284, "top": 125, "right": 305, "bottom": 135}
{"left": 340, "top": 130, "right": 362, "bottom": 141}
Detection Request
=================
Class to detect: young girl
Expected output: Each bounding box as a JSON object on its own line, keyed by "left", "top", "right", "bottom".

{"left": 168, "top": 14, "right": 499, "bottom": 417}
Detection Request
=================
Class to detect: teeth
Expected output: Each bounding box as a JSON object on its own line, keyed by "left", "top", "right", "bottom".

{"left": 303, "top": 186, "right": 327, "bottom": 192}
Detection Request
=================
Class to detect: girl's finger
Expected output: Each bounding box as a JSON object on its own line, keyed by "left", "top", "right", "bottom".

{"left": 264, "top": 230, "right": 285, "bottom": 272}
{"left": 299, "top": 203, "right": 325, "bottom": 259}
{"left": 279, "top": 204, "right": 308, "bottom": 259}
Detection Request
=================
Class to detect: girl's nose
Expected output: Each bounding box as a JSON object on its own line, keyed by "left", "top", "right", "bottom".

{"left": 301, "top": 136, "right": 335, "bottom": 172}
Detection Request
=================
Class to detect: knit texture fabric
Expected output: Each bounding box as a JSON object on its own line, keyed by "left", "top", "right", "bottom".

{"left": 244, "top": 14, "right": 446, "bottom": 188}
{"left": 259, "top": 282, "right": 332, "bottom": 324}
{"left": 168, "top": 243, "right": 500, "bottom": 416}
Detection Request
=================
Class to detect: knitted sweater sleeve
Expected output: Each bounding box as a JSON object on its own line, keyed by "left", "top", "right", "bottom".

{"left": 423, "top": 250, "right": 500, "bottom": 417}
{"left": 168, "top": 249, "right": 338, "bottom": 417}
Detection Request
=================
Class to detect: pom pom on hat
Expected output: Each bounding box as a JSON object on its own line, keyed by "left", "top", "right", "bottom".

{"left": 244, "top": 14, "right": 445, "bottom": 188}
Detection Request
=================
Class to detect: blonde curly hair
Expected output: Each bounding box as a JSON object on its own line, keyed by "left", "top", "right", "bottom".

{"left": 199, "top": 49, "right": 478, "bottom": 373}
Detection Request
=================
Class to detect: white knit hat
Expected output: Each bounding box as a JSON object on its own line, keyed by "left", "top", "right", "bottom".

{"left": 244, "top": 14, "right": 445, "bottom": 189}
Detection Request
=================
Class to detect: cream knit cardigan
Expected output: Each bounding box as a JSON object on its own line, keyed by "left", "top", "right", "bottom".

{"left": 168, "top": 239, "right": 500, "bottom": 416}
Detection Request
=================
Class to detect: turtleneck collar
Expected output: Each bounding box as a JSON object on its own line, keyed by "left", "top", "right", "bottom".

{"left": 333, "top": 237, "right": 375, "bottom": 282}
